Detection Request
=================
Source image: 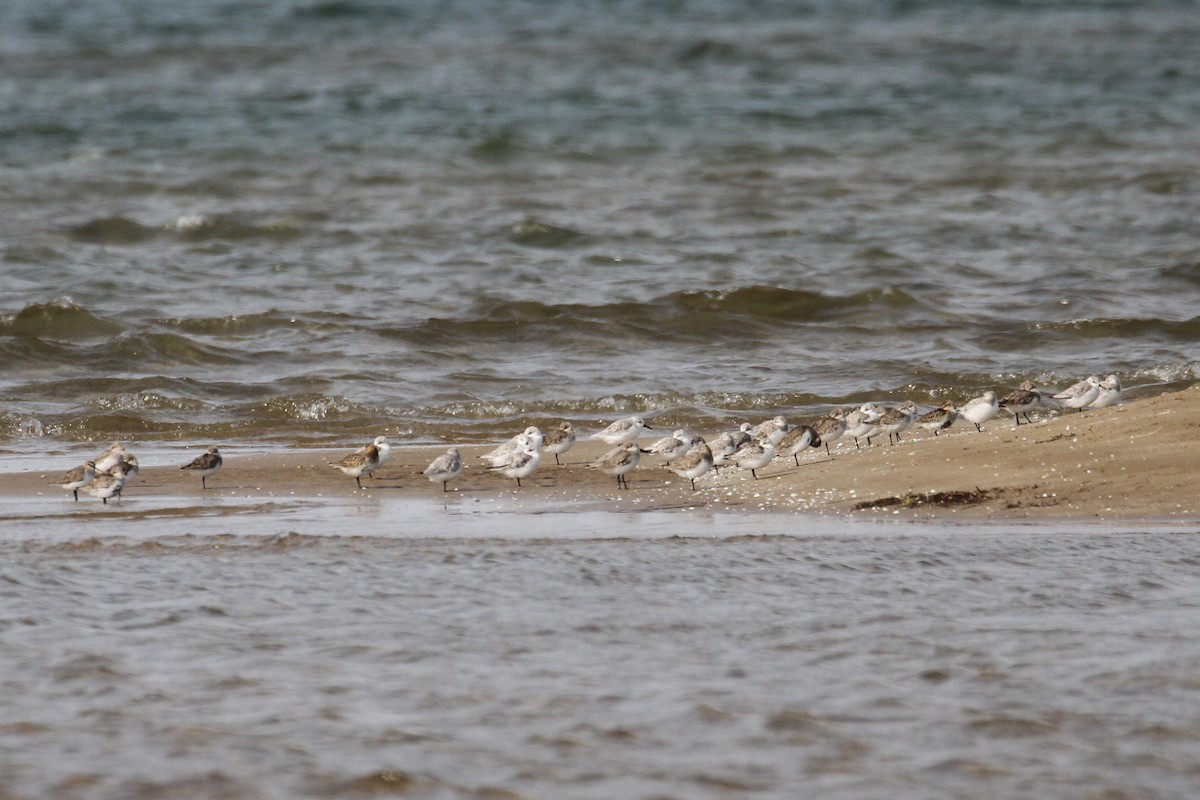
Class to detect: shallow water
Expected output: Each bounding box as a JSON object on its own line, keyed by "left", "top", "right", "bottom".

{"left": 2, "top": 509, "right": 1198, "bottom": 799}
{"left": 2, "top": 0, "right": 1198, "bottom": 444}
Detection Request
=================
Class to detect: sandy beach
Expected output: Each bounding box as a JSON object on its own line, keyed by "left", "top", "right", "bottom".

{"left": 8, "top": 385, "right": 1198, "bottom": 521}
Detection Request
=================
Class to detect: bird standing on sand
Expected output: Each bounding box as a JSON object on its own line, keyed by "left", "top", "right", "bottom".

{"left": 482, "top": 426, "right": 543, "bottom": 466}
{"left": 330, "top": 440, "right": 382, "bottom": 489}
{"left": 732, "top": 438, "right": 776, "bottom": 480}
{"left": 422, "top": 448, "right": 463, "bottom": 492}
{"left": 812, "top": 409, "right": 846, "bottom": 455}
{"left": 778, "top": 424, "right": 821, "bottom": 465}
{"left": 489, "top": 434, "right": 541, "bottom": 487}
{"left": 593, "top": 416, "right": 649, "bottom": 445}
{"left": 1088, "top": 374, "right": 1122, "bottom": 409}
{"left": 668, "top": 440, "right": 713, "bottom": 491}
{"left": 999, "top": 381, "right": 1042, "bottom": 425}
{"left": 959, "top": 391, "right": 999, "bottom": 431}
{"left": 53, "top": 460, "right": 97, "bottom": 501}
{"left": 590, "top": 441, "right": 642, "bottom": 490}
{"left": 1053, "top": 376, "right": 1101, "bottom": 411}
{"left": 181, "top": 446, "right": 223, "bottom": 489}
{"left": 916, "top": 402, "right": 957, "bottom": 436}
{"left": 871, "top": 401, "right": 917, "bottom": 446}
{"left": 84, "top": 462, "right": 129, "bottom": 504}
{"left": 645, "top": 429, "right": 694, "bottom": 463}
{"left": 542, "top": 422, "right": 575, "bottom": 465}
{"left": 751, "top": 415, "right": 789, "bottom": 446}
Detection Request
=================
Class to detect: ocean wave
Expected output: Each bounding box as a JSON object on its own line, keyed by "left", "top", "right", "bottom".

{"left": 1030, "top": 316, "right": 1200, "bottom": 341}
{"left": 65, "top": 213, "right": 308, "bottom": 246}
{"left": 2, "top": 299, "right": 124, "bottom": 341}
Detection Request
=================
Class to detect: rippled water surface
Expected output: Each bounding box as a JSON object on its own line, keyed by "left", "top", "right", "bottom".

{"left": 2, "top": 0, "right": 1199, "bottom": 445}
{"left": 3, "top": 515, "right": 1199, "bottom": 799}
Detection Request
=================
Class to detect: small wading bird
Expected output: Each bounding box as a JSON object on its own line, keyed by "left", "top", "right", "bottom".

{"left": 330, "top": 438, "right": 384, "bottom": 489}
{"left": 180, "top": 446, "right": 223, "bottom": 489}
{"left": 1053, "top": 376, "right": 1101, "bottom": 412}
{"left": 84, "top": 462, "right": 129, "bottom": 505}
{"left": 999, "top": 381, "right": 1042, "bottom": 425}
{"left": 959, "top": 391, "right": 999, "bottom": 431}
{"left": 592, "top": 415, "right": 649, "bottom": 445}
{"left": 541, "top": 422, "right": 575, "bottom": 465}
{"left": 52, "top": 460, "right": 97, "bottom": 501}
{"left": 668, "top": 440, "right": 713, "bottom": 491}
{"left": 422, "top": 447, "right": 463, "bottom": 492}
{"left": 589, "top": 441, "right": 641, "bottom": 490}
{"left": 488, "top": 433, "right": 541, "bottom": 488}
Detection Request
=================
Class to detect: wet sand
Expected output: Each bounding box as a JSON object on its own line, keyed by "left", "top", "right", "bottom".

{"left": 7, "top": 385, "right": 1197, "bottom": 521}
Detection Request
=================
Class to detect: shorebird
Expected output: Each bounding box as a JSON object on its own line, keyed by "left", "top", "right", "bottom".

{"left": 959, "top": 391, "right": 999, "bottom": 431}
{"left": 871, "top": 401, "right": 917, "bottom": 446}
{"left": 83, "top": 462, "right": 129, "bottom": 505}
{"left": 731, "top": 438, "right": 775, "bottom": 480}
{"left": 422, "top": 448, "right": 463, "bottom": 492}
{"left": 180, "top": 446, "right": 222, "bottom": 489}
{"left": 489, "top": 434, "right": 541, "bottom": 488}
{"left": 1052, "top": 376, "right": 1101, "bottom": 412}
{"left": 843, "top": 405, "right": 881, "bottom": 449}
{"left": 589, "top": 442, "right": 642, "bottom": 490}
{"left": 999, "top": 381, "right": 1042, "bottom": 425}
{"left": 53, "top": 460, "right": 96, "bottom": 501}
{"left": 593, "top": 415, "right": 650, "bottom": 445}
{"left": 812, "top": 408, "right": 846, "bottom": 455}
{"left": 778, "top": 424, "right": 821, "bottom": 465}
{"left": 916, "top": 402, "right": 957, "bottom": 436}
{"left": 644, "top": 429, "right": 694, "bottom": 463}
{"left": 668, "top": 440, "right": 714, "bottom": 491}
{"left": 93, "top": 442, "right": 127, "bottom": 474}
{"left": 482, "top": 426, "right": 543, "bottom": 467}
{"left": 330, "top": 440, "right": 382, "bottom": 489}
{"left": 750, "top": 415, "right": 789, "bottom": 446}
{"left": 1088, "top": 374, "right": 1122, "bottom": 409}
{"left": 542, "top": 422, "right": 575, "bottom": 465}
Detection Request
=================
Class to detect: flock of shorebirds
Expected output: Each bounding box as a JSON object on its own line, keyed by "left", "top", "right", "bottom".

{"left": 49, "top": 374, "right": 1121, "bottom": 502}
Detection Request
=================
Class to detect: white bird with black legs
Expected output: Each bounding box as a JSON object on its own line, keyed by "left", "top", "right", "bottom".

{"left": 959, "top": 391, "right": 999, "bottom": 431}
{"left": 668, "top": 440, "right": 713, "bottom": 491}
{"left": 53, "top": 460, "right": 97, "bottom": 501}
{"left": 422, "top": 447, "right": 463, "bottom": 492}
{"left": 181, "top": 446, "right": 223, "bottom": 489}
{"left": 731, "top": 438, "right": 775, "bottom": 480}
{"left": 1052, "top": 376, "right": 1101, "bottom": 412}
{"left": 589, "top": 441, "right": 642, "bottom": 490}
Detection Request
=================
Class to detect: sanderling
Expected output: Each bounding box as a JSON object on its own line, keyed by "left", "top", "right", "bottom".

{"left": 999, "top": 381, "right": 1042, "bottom": 425}
{"left": 709, "top": 431, "right": 739, "bottom": 472}
{"left": 53, "top": 460, "right": 96, "bottom": 501}
{"left": 93, "top": 442, "right": 127, "bottom": 474}
{"left": 589, "top": 441, "right": 642, "bottom": 490}
{"left": 812, "top": 408, "right": 847, "bottom": 455}
{"left": 1052, "top": 376, "right": 1101, "bottom": 412}
{"left": 593, "top": 415, "right": 649, "bottom": 445}
{"left": 645, "top": 429, "right": 694, "bottom": 463}
{"left": 843, "top": 404, "right": 881, "bottom": 449}
{"left": 489, "top": 434, "right": 541, "bottom": 487}
{"left": 422, "top": 447, "right": 463, "bottom": 492}
{"left": 330, "top": 440, "right": 382, "bottom": 489}
{"left": 118, "top": 453, "right": 140, "bottom": 480}
{"left": 482, "top": 426, "right": 543, "bottom": 466}
{"left": 84, "top": 462, "right": 129, "bottom": 505}
{"left": 732, "top": 438, "right": 776, "bottom": 480}
{"left": 778, "top": 424, "right": 821, "bottom": 465}
{"left": 916, "top": 402, "right": 957, "bottom": 436}
{"left": 668, "top": 440, "right": 713, "bottom": 491}
{"left": 959, "top": 391, "right": 999, "bottom": 431}
{"left": 751, "top": 416, "right": 789, "bottom": 446}
{"left": 1088, "top": 374, "right": 1122, "bottom": 409}
{"left": 542, "top": 422, "right": 576, "bottom": 465}
{"left": 871, "top": 401, "right": 917, "bottom": 446}
{"left": 180, "top": 446, "right": 223, "bottom": 489}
